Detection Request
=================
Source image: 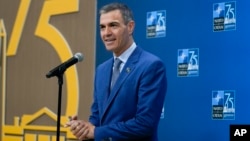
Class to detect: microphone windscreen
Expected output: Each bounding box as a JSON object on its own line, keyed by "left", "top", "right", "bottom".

{"left": 74, "top": 52, "right": 84, "bottom": 62}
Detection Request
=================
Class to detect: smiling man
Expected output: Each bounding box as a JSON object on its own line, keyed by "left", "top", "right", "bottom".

{"left": 65, "top": 2, "right": 167, "bottom": 141}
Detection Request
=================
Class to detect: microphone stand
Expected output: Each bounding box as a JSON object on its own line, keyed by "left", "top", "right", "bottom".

{"left": 46, "top": 53, "right": 83, "bottom": 140}
{"left": 56, "top": 72, "right": 63, "bottom": 141}
{"left": 47, "top": 66, "right": 67, "bottom": 141}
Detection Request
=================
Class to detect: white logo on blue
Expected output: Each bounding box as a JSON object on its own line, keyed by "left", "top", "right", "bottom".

{"left": 177, "top": 48, "right": 199, "bottom": 77}
{"left": 146, "top": 10, "right": 166, "bottom": 38}
{"left": 212, "top": 90, "right": 235, "bottom": 120}
{"left": 213, "top": 1, "right": 236, "bottom": 31}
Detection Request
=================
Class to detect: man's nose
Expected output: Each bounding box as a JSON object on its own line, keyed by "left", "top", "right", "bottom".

{"left": 103, "top": 27, "right": 112, "bottom": 35}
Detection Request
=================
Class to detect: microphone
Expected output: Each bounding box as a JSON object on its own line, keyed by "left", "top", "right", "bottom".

{"left": 46, "top": 52, "right": 83, "bottom": 78}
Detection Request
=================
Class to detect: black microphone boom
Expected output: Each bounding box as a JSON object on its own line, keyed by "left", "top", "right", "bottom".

{"left": 46, "top": 52, "right": 83, "bottom": 78}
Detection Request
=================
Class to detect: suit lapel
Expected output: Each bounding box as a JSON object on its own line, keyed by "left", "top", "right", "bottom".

{"left": 100, "top": 47, "right": 142, "bottom": 122}
{"left": 99, "top": 59, "right": 113, "bottom": 113}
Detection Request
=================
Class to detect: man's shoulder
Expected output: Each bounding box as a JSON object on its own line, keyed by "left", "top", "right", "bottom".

{"left": 141, "top": 50, "right": 162, "bottom": 62}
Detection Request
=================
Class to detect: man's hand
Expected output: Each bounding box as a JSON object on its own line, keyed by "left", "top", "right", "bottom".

{"left": 64, "top": 115, "right": 95, "bottom": 140}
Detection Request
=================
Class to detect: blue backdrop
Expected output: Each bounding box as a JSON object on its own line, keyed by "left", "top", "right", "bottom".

{"left": 95, "top": 0, "right": 250, "bottom": 141}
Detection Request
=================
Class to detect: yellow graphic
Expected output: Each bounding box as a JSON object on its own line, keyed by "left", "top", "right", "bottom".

{"left": 3, "top": 108, "right": 70, "bottom": 141}
{"left": 0, "top": 19, "right": 7, "bottom": 141}
{"left": 3, "top": 0, "right": 80, "bottom": 140}
{"left": 34, "top": 0, "right": 80, "bottom": 119}
{"left": 6, "top": 0, "right": 31, "bottom": 56}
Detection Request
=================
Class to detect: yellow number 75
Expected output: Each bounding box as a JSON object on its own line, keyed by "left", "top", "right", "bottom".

{"left": 7, "top": 0, "right": 80, "bottom": 124}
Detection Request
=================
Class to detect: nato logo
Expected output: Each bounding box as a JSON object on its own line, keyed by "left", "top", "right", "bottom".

{"left": 212, "top": 90, "right": 235, "bottom": 120}
{"left": 146, "top": 10, "right": 166, "bottom": 38}
{"left": 177, "top": 48, "right": 199, "bottom": 77}
{"left": 213, "top": 1, "right": 236, "bottom": 31}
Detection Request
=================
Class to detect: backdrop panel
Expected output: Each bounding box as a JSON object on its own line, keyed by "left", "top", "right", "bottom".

{"left": 96, "top": 0, "right": 250, "bottom": 141}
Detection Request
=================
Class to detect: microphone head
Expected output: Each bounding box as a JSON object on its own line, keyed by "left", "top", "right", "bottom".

{"left": 74, "top": 52, "right": 84, "bottom": 62}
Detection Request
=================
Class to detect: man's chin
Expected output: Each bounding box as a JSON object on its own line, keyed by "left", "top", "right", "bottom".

{"left": 105, "top": 46, "right": 115, "bottom": 51}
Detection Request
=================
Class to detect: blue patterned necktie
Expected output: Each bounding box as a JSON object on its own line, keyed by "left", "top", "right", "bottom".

{"left": 111, "top": 58, "right": 122, "bottom": 89}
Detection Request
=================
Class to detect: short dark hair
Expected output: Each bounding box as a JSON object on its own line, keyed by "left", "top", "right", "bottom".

{"left": 99, "top": 2, "right": 134, "bottom": 24}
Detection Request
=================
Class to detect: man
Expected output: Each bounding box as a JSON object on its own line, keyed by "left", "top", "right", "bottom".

{"left": 65, "top": 2, "right": 167, "bottom": 141}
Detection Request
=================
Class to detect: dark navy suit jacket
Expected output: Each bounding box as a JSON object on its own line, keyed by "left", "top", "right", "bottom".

{"left": 89, "top": 46, "right": 167, "bottom": 141}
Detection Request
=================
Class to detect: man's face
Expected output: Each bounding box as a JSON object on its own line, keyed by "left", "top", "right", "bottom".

{"left": 100, "top": 10, "right": 134, "bottom": 56}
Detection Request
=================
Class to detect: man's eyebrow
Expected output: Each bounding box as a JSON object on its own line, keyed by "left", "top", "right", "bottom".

{"left": 109, "top": 22, "right": 119, "bottom": 25}
{"left": 100, "top": 21, "right": 120, "bottom": 26}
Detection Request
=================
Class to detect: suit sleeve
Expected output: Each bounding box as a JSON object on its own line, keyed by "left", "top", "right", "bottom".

{"left": 89, "top": 69, "right": 100, "bottom": 126}
{"left": 94, "top": 60, "right": 167, "bottom": 140}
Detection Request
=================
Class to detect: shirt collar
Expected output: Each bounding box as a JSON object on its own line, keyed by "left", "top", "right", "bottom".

{"left": 113, "top": 42, "right": 137, "bottom": 64}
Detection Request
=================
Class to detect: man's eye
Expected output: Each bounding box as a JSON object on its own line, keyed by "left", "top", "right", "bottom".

{"left": 100, "top": 26, "right": 105, "bottom": 30}
{"left": 110, "top": 24, "right": 118, "bottom": 28}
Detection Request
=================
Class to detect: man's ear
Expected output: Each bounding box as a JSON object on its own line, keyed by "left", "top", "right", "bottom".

{"left": 127, "top": 20, "right": 135, "bottom": 35}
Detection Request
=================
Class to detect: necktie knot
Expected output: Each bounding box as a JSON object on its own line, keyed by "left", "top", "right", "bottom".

{"left": 114, "top": 58, "right": 122, "bottom": 70}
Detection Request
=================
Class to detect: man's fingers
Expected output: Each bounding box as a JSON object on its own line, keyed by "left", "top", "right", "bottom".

{"left": 71, "top": 115, "right": 78, "bottom": 120}
{"left": 64, "top": 122, "right": 70, "bottom": 127}
{"left": 65, "top": 119, "right": 93, "bottom": 140}
{"left": 79, "top": 128, "right": 89, "bottom": 140}
{"left": 70, "top": 121, "right": 79, "bottom": 132}
{"left": 64, "top": 115, "right": 77, "bottom": 128}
